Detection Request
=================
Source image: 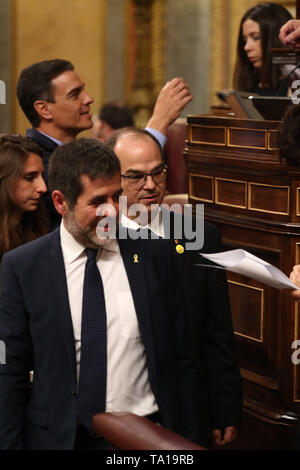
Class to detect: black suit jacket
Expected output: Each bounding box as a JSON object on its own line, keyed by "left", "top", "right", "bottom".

{"left": 0, "top": 228, "right": 198, "bottom": 450}
{"left": 26, "top": 129, "right": 61, "bottom": 229}
{"left": 164, "top": 211, "right": 242, "bottom": 446}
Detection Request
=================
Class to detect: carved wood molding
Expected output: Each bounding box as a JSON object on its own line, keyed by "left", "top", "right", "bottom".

{"left": 126, "top": 0, "right": 166, "bottom": 127}
{"left": 151, "top": 0, "right": 166, "bottom": 98}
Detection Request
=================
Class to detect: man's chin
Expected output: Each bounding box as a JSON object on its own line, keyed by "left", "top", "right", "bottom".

{"left": 91, "top": 227, "right": 117, "bottom": 246}
{"left": 78, "top": 233, "right": 112, "bottom": 249}
{"left": 88, "top": 238, "right": 111, "bottom": 248}
{"left": 78, "top": 120, "right": 93, "bottom": 131}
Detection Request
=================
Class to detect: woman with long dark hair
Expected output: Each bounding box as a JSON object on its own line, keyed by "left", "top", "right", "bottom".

{"left": 0, "top": 134, "right": 48, "bottom": 258}
{"left": 233, "top": 3, "right": 293, "bottom": 95}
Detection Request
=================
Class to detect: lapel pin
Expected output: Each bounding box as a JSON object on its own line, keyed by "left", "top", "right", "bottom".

{"left": 176, "top": 244, "right": 184, "bottom": 255}
{"left": 133, "top": 254, "right": 139, "bottom": 263}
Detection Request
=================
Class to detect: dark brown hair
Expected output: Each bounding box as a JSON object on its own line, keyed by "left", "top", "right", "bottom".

{"left": 0, "top": 134, "right": 49, "bottom": 258}
{"left": 99, "top": 101, "right": 134, "bottom": 129}
{"left": 233, "top": 3, "right": 292, "bottom": 93}
{"left": 279, "top": 104, "right": 300, "bottom": 167}
{"left": 48, "top": 138, "right": 120, "bottom": 208}
{"left": 17, "top": 59, "right": 74, "bottom": 127}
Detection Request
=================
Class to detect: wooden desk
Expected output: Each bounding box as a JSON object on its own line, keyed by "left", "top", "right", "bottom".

{"left": 185, "top": 115, "right": 300, "bottom": 450}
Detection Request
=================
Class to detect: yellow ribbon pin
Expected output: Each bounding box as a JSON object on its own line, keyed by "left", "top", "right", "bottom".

{"left": 133, "top": 254, "right": 139, "bottom": 263}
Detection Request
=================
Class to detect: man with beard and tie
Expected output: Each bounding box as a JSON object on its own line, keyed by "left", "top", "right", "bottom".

{"left": 0, "top": 138, "right": 201, "bottom": 449}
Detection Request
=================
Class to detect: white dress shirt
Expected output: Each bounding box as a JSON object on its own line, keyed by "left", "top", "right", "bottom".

{"left": 60, "top": 222, "right": 158, "bottom": 416}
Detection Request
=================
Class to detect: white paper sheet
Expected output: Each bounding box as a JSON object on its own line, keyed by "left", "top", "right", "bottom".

{"left": 198, "top": 249, "right": 298, "bottom": 290}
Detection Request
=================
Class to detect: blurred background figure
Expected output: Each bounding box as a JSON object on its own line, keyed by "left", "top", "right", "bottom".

{"left": 0, "top": 134, "right": 48, "bottom": 259}
{"left": 233, "top": 2, "right": 294, "bottom": 95}
{"left": 279, "top": 103, "right": 300, "bottom": 167}
{"left": 92, "top": 100, "right": 134, "bottom": 142}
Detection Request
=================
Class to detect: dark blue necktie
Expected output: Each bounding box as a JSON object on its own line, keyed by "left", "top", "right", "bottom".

{"left": 77, "top": 248, "right": 107, "bottom": 431}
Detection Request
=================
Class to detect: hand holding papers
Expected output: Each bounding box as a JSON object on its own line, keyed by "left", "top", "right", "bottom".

{"left": 198, "top": 249, "right": 298, "bottom": 290}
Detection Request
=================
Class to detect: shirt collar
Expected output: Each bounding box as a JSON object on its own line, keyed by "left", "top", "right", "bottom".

{"left": 60, "top": 221, "right": 119, "bottom": 265}
{"left": 37, "top": 130, "right": 63, "bottom": 146}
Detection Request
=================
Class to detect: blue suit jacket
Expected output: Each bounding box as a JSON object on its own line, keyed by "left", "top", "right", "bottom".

{"left": 0, "top": 228, "right": 197, "bottom": 449}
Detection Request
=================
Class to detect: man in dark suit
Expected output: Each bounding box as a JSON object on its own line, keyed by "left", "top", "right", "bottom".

{"left": 107, "top": 127, "right": 243, "bottom": 448}
{"left": 16, "top": 59, "right": 192, "bottom": 228}
{"left": 0, "top": 138, "right": 198, "bottom": 450}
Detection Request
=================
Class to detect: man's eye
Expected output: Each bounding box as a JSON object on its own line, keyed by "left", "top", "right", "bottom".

{"left": 152, "top": 168, "right": 163, "bottom": 176}
{"left": 130, "top": 174, "right": 144, "bottom": 180}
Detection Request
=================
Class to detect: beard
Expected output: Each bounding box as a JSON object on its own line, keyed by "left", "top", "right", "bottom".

{"left": 64, "top": 210, "right": 113, "bottom": 249}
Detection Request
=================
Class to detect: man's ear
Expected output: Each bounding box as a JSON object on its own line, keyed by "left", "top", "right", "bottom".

{"left": 52, "top": 190, "right": 69, "bottom": 216}
{"left": 34, "top": 100, "right": 53, "bottom": 121}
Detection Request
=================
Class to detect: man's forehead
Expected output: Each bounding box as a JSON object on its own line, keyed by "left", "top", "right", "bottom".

{"left": 51, "top": 70, "right": 84, "bottom": 92}
{"left": 116, "top": 132, "right": 156, "bottom": 148}
{"left": 115, "top": 134, "right": 162, "bottom": 165}
{"left": 80, "top": 173, "right": 121, "bottom": 192}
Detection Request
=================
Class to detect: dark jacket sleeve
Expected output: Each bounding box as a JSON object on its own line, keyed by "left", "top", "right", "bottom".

{"left": 196, "top": 223, "right": 242, "bottom": 430}
{"left": 0, "top": 253, "right": 32, "bottom": 449}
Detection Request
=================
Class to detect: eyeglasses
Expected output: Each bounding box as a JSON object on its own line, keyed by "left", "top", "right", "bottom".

{"left": 121, "top": 164, "right": 168, "bottom": 186}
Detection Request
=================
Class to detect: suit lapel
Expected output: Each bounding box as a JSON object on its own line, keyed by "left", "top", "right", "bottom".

{"left": 26, "top": 128, "right": 58, "bottom": 153}
{"left": 118, "top": 237, "right": 156, "bottom": 380}
{"left": 162, "top": 208, "right": 186, "bottom": 269}
{"left": 45, "top": 229, "right": 77, "bottom": 377}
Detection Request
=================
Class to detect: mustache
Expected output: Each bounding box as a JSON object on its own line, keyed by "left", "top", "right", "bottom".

{"left": 96, "top": 215, "right": 117, "bottom": 228}
{"left": 138, "top": 191, "right": 159, "bottom": 198}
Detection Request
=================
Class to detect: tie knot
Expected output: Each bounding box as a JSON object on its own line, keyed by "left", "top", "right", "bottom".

{"left": 85, "top": 248, "right": 98, "bottom": 262}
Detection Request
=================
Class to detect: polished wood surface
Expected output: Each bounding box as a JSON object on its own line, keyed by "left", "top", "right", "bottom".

{"left": 185, "top": 114, "right": 300, "bottom": 450}
{"left": 92, "top": 412, "right": 206, "bottom": 450}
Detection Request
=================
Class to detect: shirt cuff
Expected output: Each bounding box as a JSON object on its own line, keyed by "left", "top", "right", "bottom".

{"left": 145, "top": 127, "right": 167, "bottom": 149}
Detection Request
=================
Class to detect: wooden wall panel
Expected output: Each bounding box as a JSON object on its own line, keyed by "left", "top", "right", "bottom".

{"left": 190, "top": 124, "right": 226, "bottom": 145}
{"left": 249, "top": 183, "right": 290, "bottom": 215}
{"left": 189, "top": 174, "right": 214, "bottom": 202}
{"left": 215, "top": 178, "right": 247, "bottom": 208}
{"left": 228, "top": 279, "right": 264, "bottom": 342}
{"left": 185, "top": 114, "right": 300, "bottom": 449}
{"left": 228, "top": 128, "right": 266, "bottom": 149}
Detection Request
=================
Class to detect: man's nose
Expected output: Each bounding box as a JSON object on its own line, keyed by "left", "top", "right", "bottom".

{"left": 142, "top": 175, "right": 156, "bottom": 189}
{"left": 83, "top": 91, "right": 94, "bottom": 105}
{"left": 97, "top": 201, "right": 118, "bottom": 218}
